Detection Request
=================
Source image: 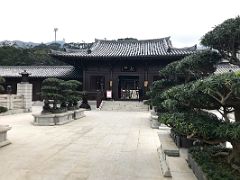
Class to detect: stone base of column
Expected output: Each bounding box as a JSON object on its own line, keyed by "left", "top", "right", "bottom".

{"left": 17, "top": 83, "right": 33, "bottom": 112}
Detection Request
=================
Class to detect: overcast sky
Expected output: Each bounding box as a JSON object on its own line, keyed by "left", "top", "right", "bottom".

{"left": 0, "top": 0, "right": 239, "bottom": 47}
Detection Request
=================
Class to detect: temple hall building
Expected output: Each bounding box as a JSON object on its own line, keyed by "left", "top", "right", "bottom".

{"left": 51, "top": 37, "right": 197, "bottom": 100}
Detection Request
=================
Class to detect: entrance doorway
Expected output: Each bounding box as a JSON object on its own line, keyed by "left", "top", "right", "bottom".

{"left": 118, "top": 76, "right": 139, "bottom": 99}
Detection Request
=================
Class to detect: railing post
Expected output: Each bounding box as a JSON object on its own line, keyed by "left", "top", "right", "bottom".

{"left": 9, "top": 95, "right": 13, "bottom": 110}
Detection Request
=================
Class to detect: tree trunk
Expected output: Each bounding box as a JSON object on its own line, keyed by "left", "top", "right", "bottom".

{"left": 222, "top": 112, "right": 230, "bottom": 122}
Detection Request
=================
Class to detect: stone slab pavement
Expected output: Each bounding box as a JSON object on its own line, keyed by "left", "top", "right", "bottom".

{"left": 0, "top": 106, "right": 195, "bottom": 180}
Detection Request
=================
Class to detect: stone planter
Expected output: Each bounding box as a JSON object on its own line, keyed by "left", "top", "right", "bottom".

{"left": 188, "top": 153, "right": 207, "bottom": 180}
{"left": 33, "top": 111, "right": 75, "bottom": 126}
{"left": 55, "top": 111, "right": 74, "bottom": 125}
{"left": 175, "top": 135, "right": 181, "bottom": 148}
{"left": 181, "top": 136, "right": 194, "bottom": 148}
{"left": 33, "top": 113, "right": 56, "bottom": 126}
{"left": 0, "top": 125, "right": 11, "bottom": 147}
{"left": 74, "top": 108, "right": 86, "bottom": 120}
{"left": 170, "top": 129, "right": 194, "bottom": 148}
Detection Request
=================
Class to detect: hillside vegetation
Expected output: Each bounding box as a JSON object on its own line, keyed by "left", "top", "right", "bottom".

{"left": 0, "top": 43, "right": 66, "bottom": 66}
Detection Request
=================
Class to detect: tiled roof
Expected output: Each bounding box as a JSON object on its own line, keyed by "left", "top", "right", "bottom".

{"left": 215, "top": 63, "right": 240, "bottom": 74}
{"left": 51, "top": 37, "right": 197, "bottom": 58}
{"left": 0, "top": 66, "right": 81, "bottom": 78}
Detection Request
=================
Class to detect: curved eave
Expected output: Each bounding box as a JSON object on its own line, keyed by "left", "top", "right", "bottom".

{"left": 51, "top": 52, "right": 194, "bottom": 59}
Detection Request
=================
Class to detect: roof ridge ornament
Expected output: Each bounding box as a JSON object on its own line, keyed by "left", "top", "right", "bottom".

{"left": 87, "top": 49, "right": 92, "bottom": 54}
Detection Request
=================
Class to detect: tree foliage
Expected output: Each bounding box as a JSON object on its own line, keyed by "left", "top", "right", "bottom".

{"left": 149, "top": 17, "right": 240, "bottom": 169}
{"left": 201, "top": 16, "right": 240, "bottom": 64}
{"left": 159, "top": 50, "right": 221, "bottom": 83}
{"left": 61, "top": 80, "right": 82, "bottom": 109}
{"left": 0, "top": 76, "right": 5, "bottom": 93}
{"left": 41, "top": 78, "right": 82, "bottom": 113}
{"left": 41, "top": 78, "right": 64, "bottom": 113}
{"left": 146, "top": 79, "right": 173, "bottom": 108}
{"left": 0, "top": 45, "right": 65, "bottom": 66}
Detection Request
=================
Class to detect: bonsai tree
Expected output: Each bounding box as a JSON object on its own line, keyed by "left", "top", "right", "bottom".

{"left": 149, "top": 50, "right": 220, "bottom": 112}
{"left": 160, "top": 73, "right": 240, "bottom": 170}
{"left": 0, "top": 76, "right": 7, "bottom": 113}
{"left": 201, "top": 16, "right": 240, "bottom": 64}
{"left": 159, "top": 50, "right": 221, "bottom": 84}
{"left": 146, "top": 79, "right": 173, "bottom": 111}
{"left": 41, "top": 78, "right": 64, "bottom": 113}
{"left": 150, "top": 50, "right": 221, "bottom": 111}
{"left": 149, "top": 17, "right": 240, "bottom": 176}
{"left": 61, "top": 80, "right": 82, "bottom": 110}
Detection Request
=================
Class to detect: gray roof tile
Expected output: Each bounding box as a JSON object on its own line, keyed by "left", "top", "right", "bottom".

{"left": 52, "top": 37, "right": 197, "bottom": 58}
{"left": 0, "top": 66, "right": 81, "bottom": 78}
{"left": 215, "top": 63, "right": 240, "bottom": 74}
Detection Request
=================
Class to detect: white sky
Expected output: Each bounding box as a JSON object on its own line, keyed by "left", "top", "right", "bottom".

{"left": 0, "top": 0, "right": 239, "bottom": 47}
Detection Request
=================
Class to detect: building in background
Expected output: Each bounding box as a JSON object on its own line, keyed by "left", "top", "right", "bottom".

{"left": 51, "top": 37, "right": 196, "bottom": 100}
{"left": 0, "top": 66, "right": 81, "bottom": 101}
{"left": 0, "top": 37, "right": 197, "bottom": 101}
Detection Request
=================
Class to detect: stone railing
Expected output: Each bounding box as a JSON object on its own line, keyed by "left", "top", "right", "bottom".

{"left": 0, "top": 94, "right": 24, "bottom": 110}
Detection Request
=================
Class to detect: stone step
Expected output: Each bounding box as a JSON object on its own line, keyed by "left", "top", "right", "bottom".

{"left": 101, "top": 101, "right": 148, "bottom": 111}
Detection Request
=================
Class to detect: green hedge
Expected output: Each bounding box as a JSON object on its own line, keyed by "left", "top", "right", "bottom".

{"left": 189, "top": 146, "right": 240, "bottom": 180}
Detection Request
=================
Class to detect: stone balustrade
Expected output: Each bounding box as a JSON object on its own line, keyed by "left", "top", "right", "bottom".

{"left": 0, "top": 95, "right": 24, "bottom": 110}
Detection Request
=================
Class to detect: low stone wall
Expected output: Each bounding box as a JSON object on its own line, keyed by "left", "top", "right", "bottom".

{"left": 157, "top": 132, "right": 180, "bottom": 177}
{"left": 33, "top": 109, "right": 86, "bottom": 126}
{"left": 188, "top": 153, "right": 207, "bottom": 180}
{"left": 0, "top": 125, "right": 11, "bottom": 147}
{"left": 74, "top": 109, "right": 86, "bottom": 119}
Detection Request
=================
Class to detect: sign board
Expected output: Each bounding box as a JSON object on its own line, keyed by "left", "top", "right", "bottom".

{"left": 106, "top": 90, "right": 112, "bottom": 98}
{"left": 121, "top": 65, "right": 136, "bottom": 72}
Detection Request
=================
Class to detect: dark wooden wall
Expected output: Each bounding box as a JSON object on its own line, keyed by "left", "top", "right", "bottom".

{"left": 74, "top": 57, "right": 178, "bottom": 100}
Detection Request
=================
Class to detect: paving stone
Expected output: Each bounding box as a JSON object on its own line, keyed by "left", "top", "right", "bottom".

{"left": 0, "top": 105, "right": 196, "bottom": 180}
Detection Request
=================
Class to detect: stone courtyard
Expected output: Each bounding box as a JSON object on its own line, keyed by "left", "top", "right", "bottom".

{"left": 0, "top": 105, "right": 196, "bottom": 180}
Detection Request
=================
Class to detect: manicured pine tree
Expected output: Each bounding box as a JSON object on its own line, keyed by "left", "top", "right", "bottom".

{"left": 151, "top": 16, "right": 240, "bottom": 172}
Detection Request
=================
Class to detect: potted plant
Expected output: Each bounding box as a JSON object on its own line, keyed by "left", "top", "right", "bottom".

{"left": 33, "top": 78, "right": 85, "bottom": 125}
